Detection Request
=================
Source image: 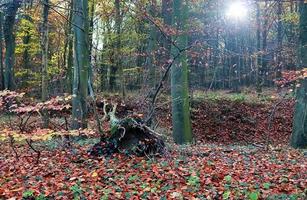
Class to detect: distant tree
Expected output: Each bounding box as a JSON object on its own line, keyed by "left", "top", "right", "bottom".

{"left": 109, "top": 0, "right": 124, "bottom": 95}
{"left": 171, "top": 0, "right": 193, "bottom": 144}
{"left": 64, "top": 0, "right": 74, "bottom": 94}
{"left": 261, "top": 0, "right": 268, "bottom": 90}
{"left": 276, "top": 0, "right": 283, "bottom": 79}
{"left": 145, "top": 1, "right": 158, "bottom": 89}
{"left": 71, "top": 0, "right": 90, "bottom": 129}
{"left": 41, "top": 0, "right": 49, "bottom": 127}
{"left": 161, "top": 0, "right": 172, "bottom": 62}
{"left": 3, "top": 0, "right": 21, "bottom": 90}
{"left": 21, "top": 1, "right": 33, "bottom": 73}
{"left": 291, "top": 1, "right": 307, "bottom": 148}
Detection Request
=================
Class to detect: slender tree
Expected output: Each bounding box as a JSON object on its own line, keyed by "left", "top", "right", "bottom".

{"left": 145, "top": 0, "right": 158, "bottom": 89}
{"left": 171, "top": 0, "right": 193, "bottom": 144}
{"left": 3, "top": 0, "right": 20, "bottom": 90}
{"left": 41, "top": 0, "right": 49, "bottom": 127}
{"left": 276, "top": 0, "right": 283, "bottom": 79}
{"left": 261, "top": 0, "right": 268, "bottom": 88}
{"left": 71, "top": 0, "right": 90, "bottom": 129}
{"left": 135, "top": 5, "right": 146, "bottom": 68}
{"left": 256, "top": 1, "right": 262, "bottom": 93}
{"left": 109, "top": 0, "right": 124, "bottom": 96}
{"left": 21, "top": 2, "right": 33, "bottom": 73}
{"left": 161, "top": 0, "right": 172, "bottom": 62}
{"left": 0, "top": 11, "right": 4, "bottom": 90}
{"left": 116, "top": 0, "right": 125, "bottom": 97}
{"left": 89, "top": 0, "right": 95, "bottom": 58}
{"left": 291, "top": 1, "right": 307, "bottom": 148}
{"left": 65, "top": 0, "right": 74, "bottom": 93}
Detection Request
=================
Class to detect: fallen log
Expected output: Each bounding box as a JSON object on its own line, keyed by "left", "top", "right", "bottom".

{"left": 90, "top": 103, "right": 165, "bottom": 157}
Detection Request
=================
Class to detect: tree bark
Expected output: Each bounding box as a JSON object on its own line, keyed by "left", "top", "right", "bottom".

{"left": 65, "top": 0, "right": 74, "bottom": 93}
{"left": 256, "top": 1, "right": 262, "bottom": 93}
{"left": 109, "top": 0, "right": 124, "bottom": 97}
{"left": 0, "top": 11, "right": 4, "bottom": 90}
{"left": 41, "top": 0, "right": 49, "bottom": 128}
{"left": 276, "top": 1, "right": 283, "bottom": 79}
{"left": 22, "top": 11, "right": 32, "bottom": 73}
{"left": 145, "top": 1, "right": 158, "bottom": 89}
{"left": 3, "top": 1, "right": 20, "bottom": 90}
{"left": 72, "top": 0, "right": 90, "bottom": 129}
{"left": 261, "top": 0, "right": 268, "bottom": 88}
{"left": 161, "top": 0, "right": 172, "bottom": 61}
{"left": 171, "top": 0, "right": 193, "bottom": 144}
{"left": 291, "top": 2, "right": 307, "bottom": 148}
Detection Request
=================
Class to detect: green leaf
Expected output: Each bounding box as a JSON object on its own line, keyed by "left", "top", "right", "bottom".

{"left": 128, "top": 175, "right": 138, "bottom": 181}
{"left": 263, "top": 182, "right": 271, "bottom": 190}
{"left": 223, "top": 190, "right": 231, "bottom": 199}
{"left": 224, "top": 175, "right": 232, "bottom": 183}
{"left": 22, "top": 190, "right": 34, "bottom": 198}
{"left": 249, "top": 192, "right": 259, "bottom": 200}
{"left": 187, "top": 174, "right": 200, "bottom": 186}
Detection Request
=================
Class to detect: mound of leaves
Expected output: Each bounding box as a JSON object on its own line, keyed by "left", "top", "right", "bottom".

{"left": 90, "top": 118, "right": 165, "bottom": 157}
{"left": 156, "top": 98, "right": 295, "bottom": 145}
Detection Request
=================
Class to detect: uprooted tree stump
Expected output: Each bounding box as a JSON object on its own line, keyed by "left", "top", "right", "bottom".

{"left": 90, "top": 103, "right": 166, "bottom": 157}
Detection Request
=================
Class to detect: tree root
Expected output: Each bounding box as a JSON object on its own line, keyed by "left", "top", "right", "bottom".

{"left": 90, "top": 117, "right": 166, "bottom": 157}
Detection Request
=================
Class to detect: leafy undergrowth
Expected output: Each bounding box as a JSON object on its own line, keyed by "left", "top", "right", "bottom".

{"left": 157, "top": 98, "right": 295, "bottom": 145}
{"left": 0, "top": 140, "right": 306, "bottom": 199}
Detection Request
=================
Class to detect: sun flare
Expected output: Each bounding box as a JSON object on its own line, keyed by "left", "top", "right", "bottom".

{"left": 226, "top": 1, "right": 248, "bottom": 20}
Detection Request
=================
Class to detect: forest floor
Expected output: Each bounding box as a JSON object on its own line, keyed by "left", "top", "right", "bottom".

{"left": 0, "top": 90, "right": 306, "bottom": 199}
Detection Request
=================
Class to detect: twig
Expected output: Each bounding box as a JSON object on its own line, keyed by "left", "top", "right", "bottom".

{"left": 26, "top": 139, "right": 41, "bottom": 164}
{"left": 64, "top": 116, "right": 68, "bottom": 131}
{"left": 8, "top": 134, "right": 19, "bottom": 161}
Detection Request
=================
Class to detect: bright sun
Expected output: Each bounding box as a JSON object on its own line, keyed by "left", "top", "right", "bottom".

{"left": 226, "top": 1, "right": 248, "bottom": 20}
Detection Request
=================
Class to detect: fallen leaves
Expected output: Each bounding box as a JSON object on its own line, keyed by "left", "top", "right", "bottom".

{"left": 0, "top": 93, "right": 305, "bottom": 199}
{"left": 0, "top": 141, "right": 306, "bottom": 199}
{"left": 158, "top": 98, "right": 295, "bottom": 145}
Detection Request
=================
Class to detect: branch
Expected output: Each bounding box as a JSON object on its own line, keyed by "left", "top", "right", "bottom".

{"left": 145, "top": 44, "right": 194, "bottom": 124}
{"left": 26, "top": 139, "right": 41, "bottom": 164}
{"left": 39, "top": 0, "right": 85, "bottom": 32}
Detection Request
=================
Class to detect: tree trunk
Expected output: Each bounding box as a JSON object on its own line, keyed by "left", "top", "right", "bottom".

{"left": 89, "top": 0, "right": 95, "bottom": 59}
{"left": 161, "top": 0, "right": 172, "bottom": 61}
{"left": 88, "top": 0, "right": 95, "bottom": 95}
{"left": 0, "top": 11, "right": 4, "bottom": 90}
{"left": 145, "top": 1, "right": 158, "bottom": 89}
{"left": 261, "top": 0, "right": 268, "bottom": 88}
{"left": 256, "top": 1, "right": 262, "bottom": 93}
{"left": 41, "top": 0, "right": 49, "bottom": 128}
{"left": 3, "top": 1, "right": 20, "bottom": 90}
{"left": 22, "top": 11, "right": 32, "bottom": 76}
{"left": 64, "top": 0, "right": 74, "bottom": 94}
{"left": 291, "top": 2, "right": 307, "bottom": 148}
{"left": 171, "top": 0, "right": 193, "bottom": 144}
{"left": 276, "top": 1, "right": 283, "bottom": 79}
{"left": 109, "top": 0, "right": 124, "bottom": 96}
{"left": 115, "top": 0, "right": 124, "bottom": 97}
{"left": 72, "top": 0, "right": 90, "bottom": 129}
